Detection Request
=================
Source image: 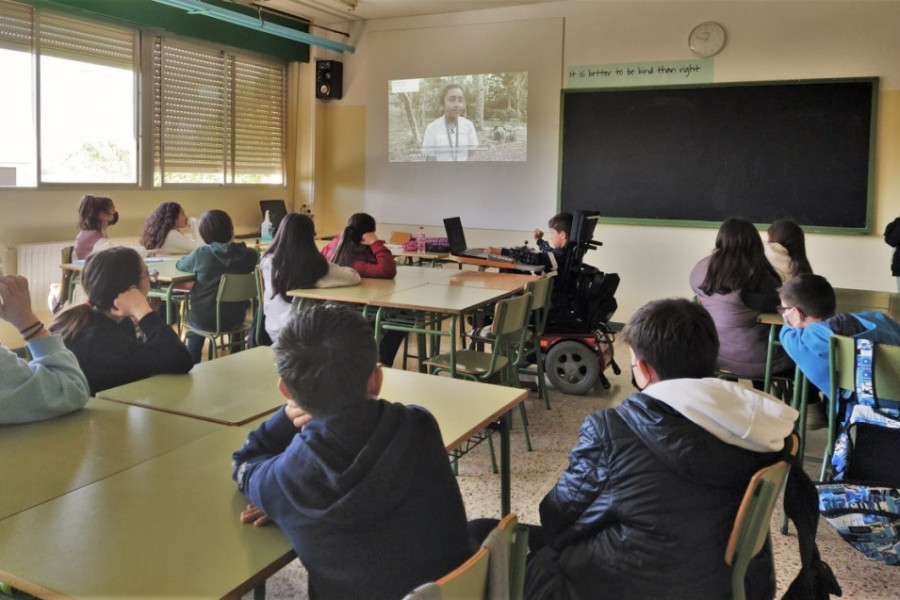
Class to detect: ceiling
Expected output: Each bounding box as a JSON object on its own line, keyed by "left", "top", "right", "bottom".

{"left": 247, "top": 0, "right": 558, "bottom": 28}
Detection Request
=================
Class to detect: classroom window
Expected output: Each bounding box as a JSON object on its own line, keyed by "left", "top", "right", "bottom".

{"left": 152, "top": 37, "right": 286, "bottom": 186}
{"left": 0, "top": 1, "right": 138, "bottom": 187}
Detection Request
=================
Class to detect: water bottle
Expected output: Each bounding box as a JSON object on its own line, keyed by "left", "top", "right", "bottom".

{"left": 416, "top": 226, "right": 426, "bottom": 254}
{"left": 261, "top": 210, "right": 274, "bottom": 243}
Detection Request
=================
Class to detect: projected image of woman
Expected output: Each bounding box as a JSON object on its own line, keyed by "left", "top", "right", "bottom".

{"left": 422, "top": 84, "right": 479, "bottom": 162}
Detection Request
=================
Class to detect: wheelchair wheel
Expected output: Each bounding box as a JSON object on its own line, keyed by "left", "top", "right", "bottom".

{"left": 544, "top": 340, "right": 598, "bottom": 395}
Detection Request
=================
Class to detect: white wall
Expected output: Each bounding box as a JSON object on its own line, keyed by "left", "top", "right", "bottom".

{"left": 325, "top": 0, "right": 900, "bottom": 320}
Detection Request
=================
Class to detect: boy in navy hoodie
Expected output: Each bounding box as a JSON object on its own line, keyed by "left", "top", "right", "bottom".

{"left": 232, "top": 304, "right": 471, "bottom": 599}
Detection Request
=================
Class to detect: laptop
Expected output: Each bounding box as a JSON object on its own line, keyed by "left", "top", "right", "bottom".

{"left": 259, "top": 199, "right": 288, "bottom": 234}
{"left": 443, "top": 217, "right": 514, "bottom": 263}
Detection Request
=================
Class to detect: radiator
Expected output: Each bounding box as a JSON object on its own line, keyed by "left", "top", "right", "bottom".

{"left": 17, "top": 237, "right": 140, "bottom": 313}
{"left": 17, "top": 241, "right": 72, "bottom": 313}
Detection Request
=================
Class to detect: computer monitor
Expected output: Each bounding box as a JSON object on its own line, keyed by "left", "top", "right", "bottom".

{"left": 259, "top": 200, "right": 287, "bottom": 234}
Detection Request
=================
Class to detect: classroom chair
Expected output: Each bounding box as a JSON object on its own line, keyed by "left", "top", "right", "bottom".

{"left": 425, "top": 293, "right": 534, "bottom": 461}
{"left": 182, "top": 272, "right": 260, "bottom": 361}
{"left": 480, "top": 513, "right": 529, "bottom": 600}
{"left": 824, "top": 334, "right": 900, "bottom": 480}
{"left": 468, "top": 277, "right": 554, "bottom": 409}
{"left": 51, "top": 245, "right": 74, "bottom": 314}
{"left": 725, "top": 434, "right": 796, "bottom": 600}
{"left": 402, "top": 546, "right": 490, "bottom": 600}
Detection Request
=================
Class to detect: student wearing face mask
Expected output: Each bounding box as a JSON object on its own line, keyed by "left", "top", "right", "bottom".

{"left": 74, "top": 194, "right": 119, "bottom": 260}
{"left": 523, "top": 298, "right": 800, "bottom": 600}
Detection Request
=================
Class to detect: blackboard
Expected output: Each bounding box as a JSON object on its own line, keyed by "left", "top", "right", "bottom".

{"left": 559, "top": 78, "right": 877, "bottom": 233}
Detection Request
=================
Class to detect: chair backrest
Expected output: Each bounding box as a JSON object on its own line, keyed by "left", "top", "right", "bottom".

{"left": 214, "top": 272, "right": 259, "bottom": 330}
{"left": 491, "top": 292, "right": 532, "bottom": 339}
{"left": 525, "top": 277, "right": 553, "bottom": 335}
{"left": 390, "top": 231, "right": 412, "bottom": 244}
{"left": 873, "top": 340, "right": 900, "bottom": 402}
{"left": 54, "top": 245, "right": 75, "bottom": 313}
{"left": 403, "top": 546, "right": 490, "bottom": 600}
{"left": 481, "top": 513, "right": 529, "bottom": 600}
{"left": 829, "top": 334, "right": 857, "bottom": 402}
{"left": 725, "top": 434, "right": 797, "bottom": 600}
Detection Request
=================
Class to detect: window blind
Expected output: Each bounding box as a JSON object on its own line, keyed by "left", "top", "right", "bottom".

{"left": 153, "top": 36, "right": 286, "bottom": 185}
{"left": 38, "top": 11, "right": 135, "bottom": 68}
{"left": 0, "top": 0, "right": 32, "bottom": 53}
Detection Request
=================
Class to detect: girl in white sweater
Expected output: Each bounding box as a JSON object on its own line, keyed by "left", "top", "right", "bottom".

{"left": 261, "top": 213, "right": 359, "bottom": 342}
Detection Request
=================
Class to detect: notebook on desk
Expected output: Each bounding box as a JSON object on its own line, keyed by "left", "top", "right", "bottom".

{"left": 443, "top": 217, "right": 515, "bottom": 264}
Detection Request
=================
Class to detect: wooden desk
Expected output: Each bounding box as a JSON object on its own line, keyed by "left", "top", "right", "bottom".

{"left": 429, "top": 271, "right": 540, "bottom": 291}
{"left": 393, "top": 250, "right": 451, "bottom": 267}
{"left": 96, "top": 347, "right": 283, "bottom": 426}
{"left": 0, "top": 370, "right": 524, "bottom": 599}
{"left": 63, "top": 258, "right": 195, "bottom": 325}
{"left": 0, "top": 398, "right": 219, "bottom": 520}
{"left": 385, "top": 368, "right": 526, "bottom": 515}
{"left": 833, "top": 287, "right": 900, "bottom": 319}
{"left": 0, "top": 425, "right": 294, "bottom": 600}
{"left": 446, "top": 254, "right": 544, "bottom": 273}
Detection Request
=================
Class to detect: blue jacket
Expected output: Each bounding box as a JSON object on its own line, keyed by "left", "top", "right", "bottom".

{"left": 780, "top": 310, "right": 900, "bottom": 398}
{"left": 525, "top": 379, "right": 797, "bottom": 600}
{"left": 232, "top": 400, "right": 471, "bottom": 600}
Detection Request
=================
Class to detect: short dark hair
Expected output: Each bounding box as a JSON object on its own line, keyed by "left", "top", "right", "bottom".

{"left": 779, "top": 273, "right": 836, "bottom": 319}
{"left": 547, "top": 212, "right": 572, "bottom": 236}
{"left": 274, "top": 304, "right": 377, "bottom": 416}
{"left": 198, "top": 209, "right": 234, "bottom": 244}
{"left": 621, "top": 298, "right": 719, "bottom": 380}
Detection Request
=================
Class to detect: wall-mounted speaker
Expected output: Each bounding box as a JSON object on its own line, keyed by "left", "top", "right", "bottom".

{"left": 315, "top": 60, "right": 343, "bottom": 100}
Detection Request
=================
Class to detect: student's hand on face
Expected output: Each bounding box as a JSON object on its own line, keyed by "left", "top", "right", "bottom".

{"left": 0, "top": 274, "right": 40, "bottom": 330}
{"left": 360, "top": 231, "right": 380, "bottom": 246}
{"left": 240, "top": 504, "right": 271, "bottom": 527}
{"left": 111, "top": 287, "right": 153, "bottom": 322}
{"left": 284, "top": 399, "right": 313, "bottom": 429}
{"left": 534, "top": 229, "right": 544, "bottom": 240}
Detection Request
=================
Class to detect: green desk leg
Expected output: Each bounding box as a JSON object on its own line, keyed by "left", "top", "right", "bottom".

{"left": 763, "top": 323, "right": 777, "bottom": 394}
{"left": 500, "top": 410, "right": 511, "bottom": 516}
{"left": 781, "top": 367, "right": 808, "bottom": 535}
{"left": 253, "top": 582, "right": 266, "bottom": 600}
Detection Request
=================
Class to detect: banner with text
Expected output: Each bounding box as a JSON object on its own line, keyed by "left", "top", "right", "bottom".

{"left": 566, "top": 59, "right": 713, "bottom": 88}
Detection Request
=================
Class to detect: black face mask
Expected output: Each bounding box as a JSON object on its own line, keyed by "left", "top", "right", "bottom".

{"left": 631, "top": 372, "right": 645, "bottom": 392}
{"left": 109, "top": 211, "right": 119, "bottom": 226}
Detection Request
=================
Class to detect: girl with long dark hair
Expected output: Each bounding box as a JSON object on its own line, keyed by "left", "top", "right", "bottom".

{"left": 50, "top": 247, "right": 193, "bottom": 393}
{"left": 321, "top": 213, "right": 396, "bottom": 279}
{"left": 141, "top": 202, "right": 201, "bottom": 255}
{"left": 261, "top": 213, "right": 360, "bottom": 343}
{"left": 689, "top": 217, "right": 793, "bottom": 378}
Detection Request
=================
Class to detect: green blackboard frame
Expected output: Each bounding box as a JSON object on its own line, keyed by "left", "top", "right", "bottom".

{"left": 558, "top": 77, "right": 879, "bottom": 234}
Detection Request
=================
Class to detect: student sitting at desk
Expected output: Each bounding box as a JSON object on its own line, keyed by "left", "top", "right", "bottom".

{"left": 261, "top": 213, "right": 360, "bottom": 343}
{"left": 779, "top": 273, "right": 900, "bottom": 414}
{"left": 50, "top": 247, "right": 193, "bottom": 394}
{"left": 321, "top": 212, "right": 397, "bottom": 279}
{"left": 690, "top": 217, "right": 793, "bottom": 380}
{"left": 764, "top": 219, "right": 813, "bottom": 283}
{"left": 320, "top": 212, "right": 406, "bottom": 365}
{"left": 140, "top": 202, "right": 202, "bottom": 256}
{"left": 485, "top": 211, "right": 573, "bottom": 273}
{"left": 524, "top": 298, "right": 800, "bottom": 600}
{"left": 232, "top": 304, "right": 471, "bottom": 600}
{"left": 0, "top": 273, "right": 89, "bottom": 424}
{"left": 176, "top": 210, "right": 259, "bottom": 363}
{"left": 73, "top": 194, "right": 118, "bottom": 260}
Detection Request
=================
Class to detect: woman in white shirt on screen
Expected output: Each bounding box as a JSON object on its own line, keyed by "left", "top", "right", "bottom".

{"left": 422, "top": 84, "right": 479, "bottom": 162}
{"left": 140, "top": 202, "right": 202, "bottom": 256}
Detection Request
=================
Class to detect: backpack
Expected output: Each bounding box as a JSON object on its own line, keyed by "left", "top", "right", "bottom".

{"left": 816, "top": 338, "right": 900, "bottom": 565}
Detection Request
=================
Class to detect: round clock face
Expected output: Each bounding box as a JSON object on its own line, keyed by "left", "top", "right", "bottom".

{"left": 689, "top": 22, "right": 726, "bottom": 58}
